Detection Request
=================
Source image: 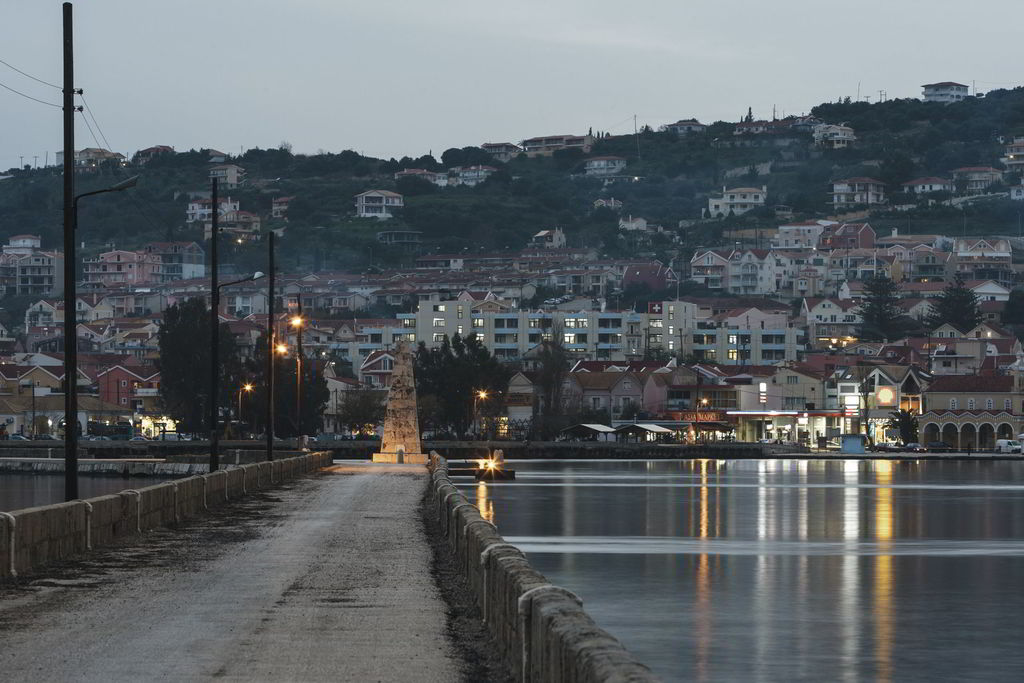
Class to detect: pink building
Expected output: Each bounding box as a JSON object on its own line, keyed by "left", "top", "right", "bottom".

{"left": 83, "top": 250, "right": 163, "bottom": 286}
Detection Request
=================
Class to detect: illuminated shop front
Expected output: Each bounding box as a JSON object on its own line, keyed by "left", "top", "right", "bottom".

{"left": 727, "top": 409, "right": 845, "bottom": 444}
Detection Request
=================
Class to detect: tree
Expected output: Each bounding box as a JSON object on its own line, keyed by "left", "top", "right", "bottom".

{"left": 157, "top": 298, "right": 243, "bottom": 434}
{"left": 924, "top": 273, "right": 981, "bottom": 332}
{"left": 857, "top": 276, "right": 903, "bottom": 341}
{"left": 534, "top": 334, "right": 570, "bottom": 439}
{"left": 886, "top": 409, "right": 919, "bottom": 444}
{"left": 414, "top": 334, "right": 509, "bottom": 438}
{"left": 1002, "top": 289, "right": 1024, "bottom": 325}
{"left": 243, "top": 332, "right": 330, "bottom": 437}
{"left": 337, "top": 389, "right": 385, "bottom": 435}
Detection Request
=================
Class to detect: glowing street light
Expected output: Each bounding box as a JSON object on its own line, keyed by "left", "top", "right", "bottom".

{"left": 238, "top": 383, "right": 254, "bottom": 432}
{"left": 276, "top": 344, "right": 289, "bottom": 355}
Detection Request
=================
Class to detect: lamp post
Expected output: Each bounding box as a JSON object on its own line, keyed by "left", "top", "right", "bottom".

{"left": 238, "top": 383, "right": 253, "bottom": 435}
{"left": 291, "top": 311, "right": 304, "bottom": 438}
{"left": 209, "top": 270, "right": 265, "bottom": 471}
{"left": 65, "top": 174, "right": 139, "bottom": 501}
{"left": 265, "top": 231, "right": 275, "bottom": 461}
{"left": 474, "top": 389, "right": 489, "bottom": 439}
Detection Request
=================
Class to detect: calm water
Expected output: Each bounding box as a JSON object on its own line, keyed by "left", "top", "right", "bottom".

{"left": 0, "top": 474, "right": 173, "bottom": 512}
{"left": 466, "top": 459, "right": 1024, "bottom": 682}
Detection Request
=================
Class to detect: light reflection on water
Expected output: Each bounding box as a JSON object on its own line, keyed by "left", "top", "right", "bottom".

{"left": 467, "top": 459, "right": 1024, "bottom": 682}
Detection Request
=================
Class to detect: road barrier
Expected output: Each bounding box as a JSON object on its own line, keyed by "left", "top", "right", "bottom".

{"left": 426, "top": 453, "right": 658, "bottom": 683}
{"left": 0, "top": 452, "right": 333, "bottom": 580}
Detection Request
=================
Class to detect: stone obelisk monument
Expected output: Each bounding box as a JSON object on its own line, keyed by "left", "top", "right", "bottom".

{"left": 373, "top": 341, "right": 427, "bottom": 464}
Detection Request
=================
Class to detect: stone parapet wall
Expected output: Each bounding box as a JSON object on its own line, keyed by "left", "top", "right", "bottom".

{"left": 0, "top": 452, "right": 333, "bottom": 581}
{"left": 427, "top": 452, "right": 659, "bottom": 682}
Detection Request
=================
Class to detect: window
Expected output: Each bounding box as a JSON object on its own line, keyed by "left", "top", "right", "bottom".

{"left": 121, "top": 380, "right": 128, "bottom": 387}
{"left": 950, "top": 398, "right": 958, "bottom": 410}
{"left": 432, "top": 318, "right": 445, "bottom": 328}
{"left": 457, "top": 325, "right": 463, "bottom": 335}
{"left": 967, "top": 399, "right": 975, "bottom": 410}
{"left": 787, "top": 375, "right": 798, "bottom": 384}
{"left": 1005, "top": 399, "right": 1012, "bottom": 410}
{"left": 472, "top": 318, "right": 484, "bottom": 328}
{"left": 457, "top": 306, "right": 464, "bottom": 319}
{"left": 432, "top": 304, "right": 446, "bottom": 312}
{"left": 986, "top": 399, "right": 994, "bottom": 409}
{"left": 650, "top": 319, "right": 663, "bottom": 328}
{"left": 728, "top": 349, "right": 738, "bottom": 360}
{"left": 728, "top": 334, "right": 738, "bottom": 345}
{"left": 432, "top": 333, "right": 445, "bottom": 342}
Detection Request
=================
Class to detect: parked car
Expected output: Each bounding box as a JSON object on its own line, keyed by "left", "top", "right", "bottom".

{"left": 872, "top": 442, "right": 904, "bottom": 453}
{"left": 35, "top": 434, "right": 58, "bottom": 441}
{"left": 904, "top": 442, "right": 926, "bottom": 453}
{"left": 129, "top": 436, "right": 150, "bottom": 442}
{"left": 8, "top": 434, "right": 29, "bottom": 441}
{"left": 995, "top": 439, "right": 1022, "bottom": 453}
{"left": 926, "top": 441, "right": 952, "bottom": 452}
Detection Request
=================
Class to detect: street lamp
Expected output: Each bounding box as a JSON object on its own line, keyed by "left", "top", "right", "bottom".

{"left": 65, "top": 175, "right": 139, "bottom": 501}
{"left": 209, "top": 269, "right": 265, "bottom": 471}
{"left": 290, "top": 314, "right": 304, "bottom": 439}
{"left": 474, "top": 390, "right": 489, "bottom": 439}
{"left": 238, "top": 383, "right": 253, "bottom": 434}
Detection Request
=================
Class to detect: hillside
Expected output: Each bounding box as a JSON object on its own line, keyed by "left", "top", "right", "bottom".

{"left": 1, "top": 86, "right": 1023, "bottom": 273}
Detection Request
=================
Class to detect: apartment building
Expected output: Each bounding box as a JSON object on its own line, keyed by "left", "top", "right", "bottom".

{"left": 1001, "top": 135, "right": 1024, "bottom": 173}
{"left": 831, "top": 178, "right": 886, "bottom": 208}
{"left": 521, "top": 134, "right": 594, "bottom": 157}
{"left": 83, "top": 250, "right": 163, "bottom": 286}
{"left": 481, "top": 142, "right": 523, "bottom": 162}
{"left": 16, "top": 251, "right": 63, "bottom": 296}
{"left": 209, "top": 164, "right": 246, "bottom": 189}
{"left": 141, "top": 242, "right": 205, "bottom": 281}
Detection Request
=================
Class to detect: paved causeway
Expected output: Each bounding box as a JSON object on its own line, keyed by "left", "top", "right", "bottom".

{"left": 0, "top": 463, "right": 461, "bottom": 682}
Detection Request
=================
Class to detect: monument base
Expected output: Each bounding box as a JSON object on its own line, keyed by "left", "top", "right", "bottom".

{"left": 372, "top": 452, "right": 429, "bottom": 465}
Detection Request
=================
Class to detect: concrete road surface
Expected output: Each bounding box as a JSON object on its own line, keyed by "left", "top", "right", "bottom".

{"left": 0, "top": 463, "right": 464, "bottom": 682}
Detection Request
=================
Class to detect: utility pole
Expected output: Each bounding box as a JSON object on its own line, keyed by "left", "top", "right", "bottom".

{"left": 209, "top": 176, "right": 220, "bottom": 471}
{"left": 265, "top": 231, "right": 275, "bottom": 461}
{"left": 634, "top": 114, "right": 641, "bottom": 163}
{"left": 62, "top": 1, "right": 77, "bottom": 501}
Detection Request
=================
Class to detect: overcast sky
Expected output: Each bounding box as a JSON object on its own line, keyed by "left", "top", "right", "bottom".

{"left": 1, "top": 0, "right": 1020, "bottom": 169}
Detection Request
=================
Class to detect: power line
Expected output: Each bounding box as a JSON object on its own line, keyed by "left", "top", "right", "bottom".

{"left": 75, "top": 96, "right": 174, "bottom": 238}
{"left": 0, "top": 56, "right": 60, "bottom": 89}
{"left": 0, "top": 79, "right": 61, "bottom": 108}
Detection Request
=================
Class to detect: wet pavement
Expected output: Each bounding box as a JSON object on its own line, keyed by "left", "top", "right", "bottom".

{"left": 0, "top": 462, "right": 464, "bottom": 682}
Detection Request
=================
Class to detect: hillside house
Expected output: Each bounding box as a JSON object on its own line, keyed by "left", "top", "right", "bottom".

{"left": 355, "top": 190, "right": 404, "bottom": 219}
{"left": 584, "top": 156, "right": 627, "bottom": 176}
{"left": 664, "top": 119, "right": 706, "bottom": 136}
{"left": 922, "top": 82, "right": 970, "bottom": 103}
{"left": 706, "top": 186, "right": 767, "bottom": 217}
{"left": 209, "top": 164, "right": 246, "bottom": 189}
{"left": 952, "top": 167, "right": 1003, "bottom": 195}
{"left": 831, "top": 178, "right": 886, "bottom": 208}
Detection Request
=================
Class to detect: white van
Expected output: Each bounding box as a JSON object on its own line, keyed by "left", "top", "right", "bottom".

{"left": 995, "top": 439, "right": 1021, "bottom": 453}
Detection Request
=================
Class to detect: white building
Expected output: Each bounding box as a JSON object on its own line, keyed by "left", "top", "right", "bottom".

{"left": 185, "top": 197, "right": 240, "bottom": 223}
{"left": 209, "top": 164, "right": 246, "bottom": 189}
{"left": 707, "top": 186, "right": 767, "bottom": 217}
{"left": 831, "top": 177, "right": 886, "bottom": 208}
{"left": 529, "top": 228, "right": 566, "bottom": 249}
{"left": 771, "top": 220, "right": 837, "bottom": 249}
{"left": 922, "top": 82, "right": 970, "bottom": 103}
{"left": 1011, "top": 185, "right": 1024, "bottom": 201}
{"left": 1001, "top": 135, "right": 1024, "bottom": 173}
{"left": 3, "top": 234, "right": 42, "bottom": 256}
{"left": 584, "top": 156, "right": 627, "bottom": 176}
{"left": 354, "top": 190, "right": 404, "bottom": 219}
{"left": 902, "top": 177, "right": 952, "bottom": 194}
{"left": 450, "top": 165, "right": 496, "bottom": 187}
{"left": 663, "top": 119, "right": 706, "bottom": 136}
{"left": 813, "top": 124, "right": 856, "bottom": 149}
